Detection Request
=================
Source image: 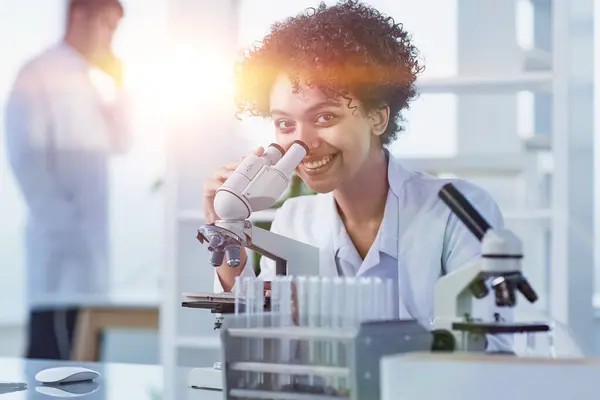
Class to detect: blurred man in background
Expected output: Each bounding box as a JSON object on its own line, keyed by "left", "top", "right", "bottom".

{"left": 3, "top": 0, "right": 131, "bottom": 360}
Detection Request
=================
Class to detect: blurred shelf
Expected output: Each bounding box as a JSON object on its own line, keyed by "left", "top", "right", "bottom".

{"left": 523, "top": 48, "right": 552, "bottom": 71}
{"left": 528, "top": 0, "right": 551, "bottom": 8}
{"left": 177, "top": 336, "right": 221, "bottom": 349}
{"left": 523, "top": 134, "right": 552, "bottom": 151}
{"left": 177, "top": 209, "right": 277, "bottom": 223}
{"left": 401, "top": 155, "right": 533, "bottom": 176}
{"left": 504, "top": 209, "right": 552, "bottom": 222}
{"left": 416, "top": 72, "right": 552, "bottom": 94}
{"left": 180, "top": 207, "right": 550, "bottom": 224}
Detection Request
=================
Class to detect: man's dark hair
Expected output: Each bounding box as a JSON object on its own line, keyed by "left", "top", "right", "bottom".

{"left": 233, "top": 0, "right": 424, "bottom": 146}
{"left": 68, "top": 0, "right": 124, "bottom": 16}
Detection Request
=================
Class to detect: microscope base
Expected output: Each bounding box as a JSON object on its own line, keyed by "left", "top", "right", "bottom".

{"left": 188, "top": 367, "right": 223, "bottom": 391}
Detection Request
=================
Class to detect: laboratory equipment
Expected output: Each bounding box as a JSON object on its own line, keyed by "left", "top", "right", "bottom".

{"left": 219, "top": 276, "right": 421, "bottom": 400}
{"left": 184, "top": 140, "right": 321, "bottom": 324}
{"left": 210, "top": 183, "right": 555, "bottom": 399}
{"left": 196, "top": 140, "right": 319, "bottom": 276}
{"left": 184, "top": 141, "right": 322, "bottom": 391}
{"left": 186, "top": 176, "right": 555, "bottom": 396}
{"left": 433, "top": 183, "right": 550, "bottom": 351}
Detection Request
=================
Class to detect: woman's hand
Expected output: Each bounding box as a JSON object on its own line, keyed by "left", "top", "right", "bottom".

{"left": 202, "top": 147, "right": 265, "bottom": 224}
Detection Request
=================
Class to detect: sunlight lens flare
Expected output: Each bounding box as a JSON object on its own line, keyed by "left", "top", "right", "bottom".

{"left": 125, "top": 44, "right": 235, "bottom": 120}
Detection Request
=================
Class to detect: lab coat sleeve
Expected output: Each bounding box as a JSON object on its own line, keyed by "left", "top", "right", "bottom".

{"left": 212, "top": 202, "right": 287, "bottom": 292}
{"left": 441, "top": 182, "right": 515, "bottom": 353}
{"left": 4, "top": 68, "right": 78, "bottom": 230}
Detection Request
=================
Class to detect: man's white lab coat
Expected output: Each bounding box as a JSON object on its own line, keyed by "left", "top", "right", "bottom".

{"left": 4, "top": 43, "right": 132, "bottom": 310}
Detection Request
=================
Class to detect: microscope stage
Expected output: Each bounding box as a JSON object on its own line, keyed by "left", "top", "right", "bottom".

{"left": 181, "top": 292, "right": 270, "bottom": 314}
{"left": 452, "top": 321, "right": 550, "bottom": 334}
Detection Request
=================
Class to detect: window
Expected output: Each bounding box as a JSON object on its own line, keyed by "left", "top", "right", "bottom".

{"left": 106, "top": 0, "right": 169, "bottom": 294}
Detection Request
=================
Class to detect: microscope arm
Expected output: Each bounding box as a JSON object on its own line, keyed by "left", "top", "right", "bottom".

{"left": 434, "top": 258, "right": 481, "bottom": 323}
{"left": 246, "top": 225, "right": 320, "bottom": 277}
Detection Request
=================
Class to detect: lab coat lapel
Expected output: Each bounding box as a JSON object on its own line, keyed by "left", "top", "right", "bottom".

{"left": 315, "top": 192, "right": 339, "bottom": 277}
{"left": 387, "top": 156, "right": 419, "bottom": 319}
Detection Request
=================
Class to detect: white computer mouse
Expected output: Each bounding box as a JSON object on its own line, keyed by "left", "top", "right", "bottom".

{"left": 35, "top": 366, "right": 99, "bottom": 385}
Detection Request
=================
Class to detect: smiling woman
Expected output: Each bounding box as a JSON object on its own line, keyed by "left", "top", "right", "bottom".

{"left": 232, "top": 4, "right": 423, "bottom": 196}
{"left": 208, "top": 2, "right": 512, "bottom": 356}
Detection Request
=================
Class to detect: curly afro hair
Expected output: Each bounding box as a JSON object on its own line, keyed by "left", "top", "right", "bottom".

{"left": 233, "top": 0, "right": 424, "bottom": 146}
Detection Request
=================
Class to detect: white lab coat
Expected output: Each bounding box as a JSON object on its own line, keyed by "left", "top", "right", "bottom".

{"left": 4, "top": 43, "right": 132, "bottom": 310}
{"left": 214, "top": 153, "right": 513, "bottom": 351}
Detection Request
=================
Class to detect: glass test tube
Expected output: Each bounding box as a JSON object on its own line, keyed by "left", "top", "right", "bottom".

{"left": 279, "top": 277, "right": 293, "bottom": 387}
{"left": 357, "top": 277, "right": 374, "bottom": 324}
{"left": 243, "top": 277, "right": 258, "bottom": 387}
{"left": 320, "top": 277, "right": 334, "bottom": 390}
{"left": 384, "top": 278, "right": 395, "bottom": 320}
{"left": 253, "top": 279, "right": 265, "bottom": 387}
{"left": 240, "top": 277, "right": 252, "bottom": 386}
{"left": 344, "top": 278, "right": 358, "bottom": 395}
{"left": 331, "top": 277, "right": 346, "bottom": 393}
{"left": 269, "top": 278, "right": 281, "bottom": 390}
{"left": 307, "top": 276, "right": 321, "bottom": 387}
{"left": 294, "top": 277, "right": 308, "bottom": 387}
{"left": 344, "top": 278, "right": 358, "bottom": 327}
{"left": 372, "top": 278, "right": 385, "bottom": 320}
{"left": 234, "top": 276, "right": 242, "bottom": 315}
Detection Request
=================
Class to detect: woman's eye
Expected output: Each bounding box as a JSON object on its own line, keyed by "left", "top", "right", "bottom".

{"left": 275, "top": 119, "right": 295, "bottom": 131}
{"left": 315, "top": 113, "right": 336, "bottom": 124}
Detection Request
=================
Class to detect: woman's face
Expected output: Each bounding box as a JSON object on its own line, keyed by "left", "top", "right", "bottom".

{"left": 269, "top": 73, "right": 389, "bottom": 193}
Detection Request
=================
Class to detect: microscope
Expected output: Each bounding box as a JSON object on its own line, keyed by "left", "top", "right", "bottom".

{"left": 183, "top": 140, "right": 321, "bottom": 391}
{"left": 183, "top": 140, "right": 320, "bottom": 321}
{"left": 432, "top": 183, "right": 550, "bottom": 352}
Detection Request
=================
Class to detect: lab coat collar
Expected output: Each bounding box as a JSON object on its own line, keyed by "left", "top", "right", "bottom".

{"left": 377, "top": 189, "right": 399, "bottom": 258}
{"left": 385, "top": 148, "right": 412, "bottom": 199}
{"left": 55, "top": 41, "right": 90, "bottom": 69}
{"left": 328, "top": 150, "right": 411, "bottom": 260}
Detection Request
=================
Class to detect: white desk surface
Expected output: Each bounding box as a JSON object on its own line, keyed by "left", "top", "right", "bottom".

{"left": 381, "top": 352, "right": 600, "bottom": 400}
{"left": 0, "top": 356, "right": 221, "bottom": 400}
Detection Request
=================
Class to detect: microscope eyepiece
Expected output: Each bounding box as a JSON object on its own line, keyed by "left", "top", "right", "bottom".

{"left": 274, "top": 141, "right": 309, "bottom": 176}
{"left": 262, "top": 143, "right": 285, "bottom": 165}
{"left": 292, "top": 140, "right": 310, "bottom": 153}
{"left": 438, "top": 183, "right": 492, "bottom": 242}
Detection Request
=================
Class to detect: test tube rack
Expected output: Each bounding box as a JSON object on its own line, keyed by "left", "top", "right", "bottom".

{"left": 219, "top": 313, "right": 433, "bottom": 400}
